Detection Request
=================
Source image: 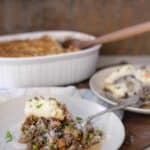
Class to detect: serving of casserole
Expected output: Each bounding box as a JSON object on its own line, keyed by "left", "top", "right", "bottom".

{"left": 0, "top": 31, "right": 101, "bottom": 88}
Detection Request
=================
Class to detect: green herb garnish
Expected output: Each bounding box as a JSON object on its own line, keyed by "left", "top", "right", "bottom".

{"left": 36, "top": 103, "right": 43, "bottom": 109}
{"left": 76, "top": 116, "right": 83, "bottom": 124}
{"left": 49, "top": 143, "right": 57, "bottom": 149}
{"left": 5, "top": 130, "right": 13, "bottom": 142}
{"left": 48, "top": 97, "right": 57, "bottom": 101}
{"left": 32, "top": 144, "right": 38, "bottom": 150}
{"left": 40, "top": 126, "right": 47, "bottom": 132}
{"left": 42, "top": 136, "right": 48, "bottom": 144}
{"left": 63, "top": 123, "right": 73, "bottom": 129}
{"left": 87, "top": 133, "right": 94, "bottom": 142}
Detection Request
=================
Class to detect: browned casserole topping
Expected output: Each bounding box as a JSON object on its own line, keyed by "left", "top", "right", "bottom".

{"left": 0, "top": 36, "right": 79, "bottom": 57}
{"left": 19, "top": 98, "right": 102, "bottom": 150}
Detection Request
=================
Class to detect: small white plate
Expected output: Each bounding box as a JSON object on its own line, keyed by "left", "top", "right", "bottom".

{"left": 90, "top": 66, "right": 150, "bottom": 115}
{"left": 0, "top": 95, "right": 125, "bottom": 150}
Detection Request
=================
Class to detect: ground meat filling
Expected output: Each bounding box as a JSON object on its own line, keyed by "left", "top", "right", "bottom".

{"left": 19, "top": 103, "right": 102, "bottom": 150}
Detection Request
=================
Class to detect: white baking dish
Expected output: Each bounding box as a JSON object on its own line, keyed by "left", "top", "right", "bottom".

{"left": 0, "top": 31, "right": 101, "bottom": 88}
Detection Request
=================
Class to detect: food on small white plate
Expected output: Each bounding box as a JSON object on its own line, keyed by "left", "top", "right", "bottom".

{"left": 18, "top": 97, "right": 103, "bottom": 150}
{"left": 104, "top": 75, "right": 141, "bottom": 99}
{"left": 103, "top": 65, "right": 150, "bottom": 108}
{"left": 104, "top": 65, "right": 136, "bottom": 84}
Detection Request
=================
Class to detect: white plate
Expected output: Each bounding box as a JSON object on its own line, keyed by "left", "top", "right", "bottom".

{"left": 90, "top": 66, "right": 150, "bottom": 115}
{"left": 0, "top": 95, "right": 125, "bottom": 150}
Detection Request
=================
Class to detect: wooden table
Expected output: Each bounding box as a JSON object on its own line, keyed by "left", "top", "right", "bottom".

{"left": 76, "top": 80, "right": 150, "bottom": 150}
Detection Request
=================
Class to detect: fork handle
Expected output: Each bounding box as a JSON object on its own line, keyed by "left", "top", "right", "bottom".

{"left": 87, "top": 98, "right": 138, "bottom": 122}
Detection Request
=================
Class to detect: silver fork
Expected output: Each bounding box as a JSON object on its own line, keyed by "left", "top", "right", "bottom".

{"left": 81, "top": 96, "right": 150, "bottom": 128}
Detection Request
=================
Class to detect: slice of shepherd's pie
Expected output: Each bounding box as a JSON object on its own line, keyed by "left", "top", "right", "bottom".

{"left": 19, "top": 97, "right": 102, "bottom": 150}
{"left": 103, "top": 65, "right": 150, "bottom": 100}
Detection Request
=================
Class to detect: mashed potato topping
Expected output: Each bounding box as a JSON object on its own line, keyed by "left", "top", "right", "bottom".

{"left": 25, "top": 97, "right": 64, "bottom": 120}
{"left": 103, "top": 65, "right": 150, "bottom": 108}
{"left": 105, "top": 65, "right": 136, "bottom": 84}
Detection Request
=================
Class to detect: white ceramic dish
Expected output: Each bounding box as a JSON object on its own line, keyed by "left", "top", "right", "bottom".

{"left": 90, "top": 66, "right": 150, "bottom": 115}
{"left": 0, "top": 95, "right": 125, "bottom": 150}
{"left": 0, "top": 31, "right": 101, "bottom": 88}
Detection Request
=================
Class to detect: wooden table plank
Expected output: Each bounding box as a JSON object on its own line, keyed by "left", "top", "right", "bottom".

{"left": 122, "top": 112, "right": 150, "bottom": 150}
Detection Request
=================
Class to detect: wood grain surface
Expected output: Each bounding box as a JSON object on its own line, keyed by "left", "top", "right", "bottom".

{"left": 0, "top": 0, "right": 150, "bottom": 55}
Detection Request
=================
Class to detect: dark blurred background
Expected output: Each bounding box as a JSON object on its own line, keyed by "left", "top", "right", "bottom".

{"left": 0, "top": 0, "right": 150, "bottom": 55}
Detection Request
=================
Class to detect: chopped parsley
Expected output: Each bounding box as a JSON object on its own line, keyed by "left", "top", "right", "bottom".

{"left": 32, "top": 144, "right": 38, "bottom": 150}
{"left": 76, "top": 116, "right": 83, "bottom": 124}
{"left": 36, "top": 103, "right": 43, "bottom": 109}
{"left": 5, "top": 130, "right": 13, "bottom": 142}
{"left": 87, "top": 133, "right": 94, "bottom": 141}
{"left": 49, "top": 143, "right": 57, "bottom": 149}
{"left": 63, "top": 123, "right": 73, "bottom": 129}
{"left": 48, "top": 97, "right": 57, "bottom": 101}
